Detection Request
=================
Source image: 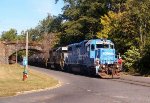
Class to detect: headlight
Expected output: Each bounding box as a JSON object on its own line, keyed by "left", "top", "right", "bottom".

{"left": 95, "top": 59, "right": 100, "bottom": 65}
{"left": 102, "top": 65, "right": 105, "bottom": 68}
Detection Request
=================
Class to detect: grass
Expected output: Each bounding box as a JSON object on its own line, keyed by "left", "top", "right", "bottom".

{"left": 0, "top": 64, "right": 59, "bottom": 97}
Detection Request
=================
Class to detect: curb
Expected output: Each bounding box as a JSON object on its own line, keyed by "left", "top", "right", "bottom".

{"left": 15, "top": 81, "right": 62, "bottom": 96}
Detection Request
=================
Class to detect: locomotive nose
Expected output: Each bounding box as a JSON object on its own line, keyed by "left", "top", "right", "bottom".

{"left": 100, "top": 49, "right": 116, "bottom": 65}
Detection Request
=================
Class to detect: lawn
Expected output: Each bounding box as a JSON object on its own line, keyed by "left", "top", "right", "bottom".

{"left": 0, "top": 64, "right": 59, "bottom": 97}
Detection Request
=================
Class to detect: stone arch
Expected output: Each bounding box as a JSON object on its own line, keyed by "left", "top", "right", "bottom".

{"left": 6, "top": 43, "right": 43, "bottom": 57}
{"left": 0, "top": 42, "right": 44, "bottom": 64}
{"left": 8, "top": 48, "right": 44, "bottom": 64}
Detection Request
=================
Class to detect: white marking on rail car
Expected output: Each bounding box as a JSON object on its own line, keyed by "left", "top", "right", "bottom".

{"left": 102, "top": 52, "right": 114, "bottom": 55}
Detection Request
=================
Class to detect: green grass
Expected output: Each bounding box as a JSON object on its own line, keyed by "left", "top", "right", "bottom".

{"left": 0, "top": 64, "right": 59, "bottom": 97}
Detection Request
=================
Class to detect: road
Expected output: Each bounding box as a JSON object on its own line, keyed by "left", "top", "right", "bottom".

{"left": 0, "top": 66, "right": 150, "bottom": 103}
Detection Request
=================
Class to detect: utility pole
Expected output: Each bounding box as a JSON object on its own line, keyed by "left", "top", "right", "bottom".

{"left": 26, "top": 31, "right": 28, "bottom": 69}
{"left": 16, "top": 32, "right": 18, "bottom": 64}
{"left": 22, "top": 31, "right": 29, "bottom": 81}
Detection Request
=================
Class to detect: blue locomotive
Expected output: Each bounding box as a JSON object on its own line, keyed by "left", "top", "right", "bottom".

{"left": 48, "top": 39, "right": 121, "bottom": 78}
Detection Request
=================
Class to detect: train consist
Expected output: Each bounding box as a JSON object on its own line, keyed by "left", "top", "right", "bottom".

{"left": 47, "top": 39, "right": 122, "bottom": 78}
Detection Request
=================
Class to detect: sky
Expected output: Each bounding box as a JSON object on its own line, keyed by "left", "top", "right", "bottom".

{"left": 0, "top": 0, "right": 64, "bottom": 34}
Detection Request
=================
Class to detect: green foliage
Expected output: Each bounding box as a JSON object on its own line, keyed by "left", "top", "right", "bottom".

{"left": 123, "top": 46, "right": 141, "bottom": 73}
{"left": 26, "top": 28, "right": 42, "bottom": 42}
{"left": 138, "top": 44, "right": 150, "bottom": 75}
{"left": 37, "top": 14, "right": 61, "bottom": 33}
{"left": 25, "top": 14, "right": 62, "bottom": 44}
{"left": 98, "top": 0, "right": 150, "bottom": 53}
{"left": 1, "top": 29, "right": 17, "bottom": 41}
{"left": 58, "top": 0, "right": 111, "bottom": 45}
{"left": 125, "top": 0, "right": 150, "bottom": 52}
{"left": 96, "top": 0, "right": 150, "bottom": 75}
{"left": 97, "top": 11, "right": 124, "bottom": 39}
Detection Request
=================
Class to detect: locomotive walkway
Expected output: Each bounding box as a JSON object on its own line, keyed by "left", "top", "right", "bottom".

{"left": 0, "top": 41, "right": 44, "bottom": 64}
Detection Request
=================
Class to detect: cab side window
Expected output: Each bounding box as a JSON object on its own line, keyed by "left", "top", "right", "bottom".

{"left": 91, "top": 44, "right": 95, "bottom": 51}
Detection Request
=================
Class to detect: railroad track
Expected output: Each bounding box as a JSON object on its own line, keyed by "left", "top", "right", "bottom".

{"left": 109, "top": 78, "right": 150, "bottom": 87}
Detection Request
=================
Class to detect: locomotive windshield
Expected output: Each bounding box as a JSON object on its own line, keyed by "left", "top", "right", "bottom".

{"left": 96, "top": 44, "right": 109, "bottom": 48}
{"left": 110, "top": 44, "right": 114, "bottom": 49}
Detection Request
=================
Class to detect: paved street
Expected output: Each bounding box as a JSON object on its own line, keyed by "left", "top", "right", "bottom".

{"left": 0, "top": 66, "right": 150, "bottom": 103}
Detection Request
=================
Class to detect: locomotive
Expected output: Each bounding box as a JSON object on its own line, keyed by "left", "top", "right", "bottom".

{"left": 47, "top": 39, "right": 121, "bottom": 78}
{"left": 47, "top": 47, "right": 68, "bottom": 70}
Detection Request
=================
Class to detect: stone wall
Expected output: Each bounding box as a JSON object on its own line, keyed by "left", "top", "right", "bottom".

{"left": 0, "top": 42, "right": 8, "bottom": 64}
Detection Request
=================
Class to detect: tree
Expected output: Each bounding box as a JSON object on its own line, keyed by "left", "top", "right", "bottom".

{"left": 26, "top": 28, "right": 42, "bottom": 43}
{"left": 25, "top": 14, "right": 62, "bottom": 44}
{"left": 123, "top": 46, "right": 141, "bottom": 73}
{"left": 56, "top": 0, "right": 128, "bottom": 45}
{"left": 96, "top": 11, "right": 124, "bottom": 39}
{"left": 57, "top": 0, "right": 114, "bottom": 45}
{"left": 125, "top": 0, "right": 150, "bottom": 53}
{"left": 97, "top": 0, "right": 150, "bottom": 74}
{"left": 1, "top": 29, "right": 17, "bottom": 42}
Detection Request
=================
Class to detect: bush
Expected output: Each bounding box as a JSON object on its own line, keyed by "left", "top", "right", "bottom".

{"left": 123, "top": 46, "right": 141, "bottom": 73}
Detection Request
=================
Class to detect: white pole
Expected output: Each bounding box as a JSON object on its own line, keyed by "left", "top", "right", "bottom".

{"left": 26, "top": 32, "right": 28, "bottom": 69}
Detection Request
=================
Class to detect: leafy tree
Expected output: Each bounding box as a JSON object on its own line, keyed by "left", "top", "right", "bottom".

{"left": 26, "top": 28, "right": 42, "bottom": 42}
{"left": 125, "top": 0, "right": 150, "bottom": 53}
{"left": 96, "top": 11, "right": 124, "bottom": 39}
{"left": 1, "top": 29, "right": 17, "bottom": 42}
{"left": 98, "top": 0, "right": 150, "bottom": 52}
{"left": 139, "top": 44, "right": 150, "bottom": 75}
{"left": 98, "top": 0, "right": 150, "bottom": 74}
{"left": 36, "top": 14, "right": 62, "bottom": 34}
{"left": 56, "top": 0, "right": 128, "bottom": 45}
{"left": 123, "top": 46, "right": 141, "bottom": 73}
{"left": 25, "top": 14, "right": 62, "bottom": 44}
{"left": 57, "top": 0, "right": 113, "bottom": 45}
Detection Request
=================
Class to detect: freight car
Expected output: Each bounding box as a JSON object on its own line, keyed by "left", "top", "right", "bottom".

{"left": 28, "top": 53, "right": 46, "bottom": 67}
{"left": 47, "top": 39, "right": 121, "bottom": 78}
